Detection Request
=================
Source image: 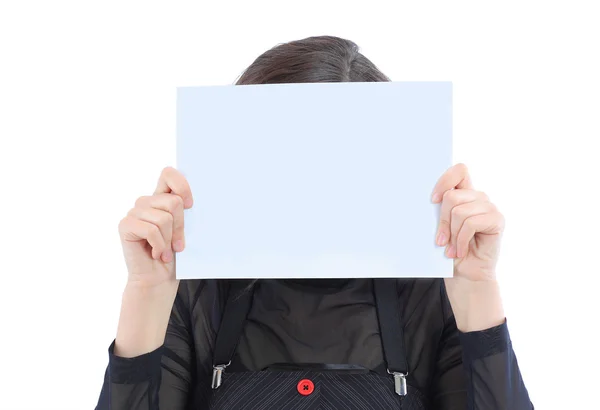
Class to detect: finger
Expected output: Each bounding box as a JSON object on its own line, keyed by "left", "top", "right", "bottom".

{"left": 119, "top": 216, "right": 168, "bottom": 261}
{"left": 154, "top": 166, "right": 194, "bottom": 209}
{"left": 454, "top": 212, "right": 503, "bottom": 258}
{"left": 450, "top": 201, "right": 497, "bottom": 254}
{"left": 436, "top": 190, "right": 489, "bottom": 246}
{"left": 431, "top": 163, "right": 473, "bottom": 203}
{"left": 135, "top": 193, "right": 185, "bottom": 252}
{"left": 127, "top": 207, "right": 174, "bottom": 261}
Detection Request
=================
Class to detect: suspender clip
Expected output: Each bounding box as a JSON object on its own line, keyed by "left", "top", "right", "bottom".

{"left": 212, "top": 362, "right": 231, "bottom": 389}
{"left": 388, "top": 370, "right": 408, "bottom": 396}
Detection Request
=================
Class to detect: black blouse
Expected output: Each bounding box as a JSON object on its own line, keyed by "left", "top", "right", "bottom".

{"left": 96, "top": 278, "right": 533, "bottom": 409}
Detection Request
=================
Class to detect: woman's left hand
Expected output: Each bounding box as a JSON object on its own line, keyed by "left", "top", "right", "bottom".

{"left": 431, "top": 163, "right": 505, "bottom": 282}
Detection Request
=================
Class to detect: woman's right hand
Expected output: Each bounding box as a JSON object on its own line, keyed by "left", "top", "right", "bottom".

{"left": 118, "top": 166, "right": 194, "bottom": 288}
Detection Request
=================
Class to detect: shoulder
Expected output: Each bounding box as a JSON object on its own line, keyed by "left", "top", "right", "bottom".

{"left": 395, "top": 278, "right": 444, "bottom": 301}
{"left": 395, "top": 278, "right": 447, "bottom": 328}
{"left": 173, "top": 280, "right": 234, "bottom": 347}
{"left": 177, "top": 280, "right": 229, "bottom": 317}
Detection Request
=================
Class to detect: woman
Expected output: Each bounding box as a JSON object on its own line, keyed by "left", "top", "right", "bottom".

{"left": 96, "top": 36, "right": 533, "bottom": 409}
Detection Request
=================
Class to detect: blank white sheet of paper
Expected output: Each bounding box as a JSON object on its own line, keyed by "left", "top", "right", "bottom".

{"left": 176, "top": 81, "right": 453, "bottom": 279}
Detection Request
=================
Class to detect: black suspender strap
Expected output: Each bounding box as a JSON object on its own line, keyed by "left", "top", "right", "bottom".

{"left": 373, "top": 278, "right": 409, "bottom": 396}
{"left": 211, "top": 280, "right": 255, "bottom": 389}
{"left": 210, "top": 278, "right": 409, "bottom": 395}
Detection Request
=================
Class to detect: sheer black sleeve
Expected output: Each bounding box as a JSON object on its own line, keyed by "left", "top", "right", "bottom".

{"left": 95, "top": 280, "right": 224, "bottom": 410}
{"left": 431, "top": 282, "right": 534, "bottom": 410}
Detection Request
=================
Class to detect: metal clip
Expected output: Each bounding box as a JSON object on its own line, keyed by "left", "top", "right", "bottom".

{"left": 388, "top": 370, "right": 408, "bottom": 396}
{"left": 211, "top": 363, "right": 230, "bottom": 389}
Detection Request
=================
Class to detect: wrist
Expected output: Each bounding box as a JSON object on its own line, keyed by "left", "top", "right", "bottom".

{"left": 115, "top": 280, "right": 179, "bottom": 358}
{"left": 444, "top": 277, "right": 505, "bottom": 332}
{"left": 124, "top": 278, "right": 180, "bottom": 296}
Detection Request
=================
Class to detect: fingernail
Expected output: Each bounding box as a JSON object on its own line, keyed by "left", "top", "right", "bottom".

{"left": 184, "top": 197, "right": 193, "bottom": 208}
{"left": 431, "top": 192, "right": 441, "bottom": 203}
{"left": 162, "top": 249, "right": 173, "bottom": 263}
{"left": 446, "top": 245, "right": 455, "bottom": 258}
{"left": 436, "top": 233, "right": 446, "bottom": 246}
{"left": 173, "top": 240, "right": 184, "bottom": 252}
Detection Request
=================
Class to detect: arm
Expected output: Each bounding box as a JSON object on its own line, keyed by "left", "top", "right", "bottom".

{"left": 429, "top": 164, "right": 533, "bottom": 408}
{"left": 431, "top": 280, "right": 533, "bottom": 410}
{"left": 96, "top": 281, "right": 193, "bottom": 410}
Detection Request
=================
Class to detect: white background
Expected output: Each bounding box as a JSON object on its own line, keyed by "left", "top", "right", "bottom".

{"left": 1, "top": 1, "right": 598, "bottom": 409}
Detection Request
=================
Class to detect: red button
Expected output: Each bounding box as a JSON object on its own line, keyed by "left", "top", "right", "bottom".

{"left": 297, "top": 379, "right": 314, "bottom": 396}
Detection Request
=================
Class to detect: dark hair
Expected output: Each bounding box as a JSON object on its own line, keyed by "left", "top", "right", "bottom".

{"left": 235, "top": 35, "right": 390, "bottom": 85}
{"left": 233, "top": 36, "right": 390, "bottom": 290}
